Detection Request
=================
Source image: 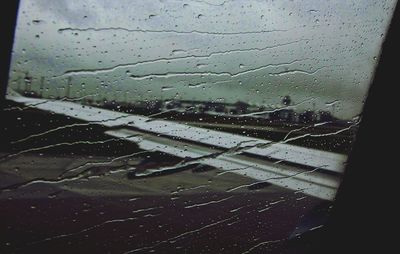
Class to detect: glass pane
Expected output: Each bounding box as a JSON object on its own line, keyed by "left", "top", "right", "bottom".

{"left": 1, "top": 0, "right": 396, "bottom": 253}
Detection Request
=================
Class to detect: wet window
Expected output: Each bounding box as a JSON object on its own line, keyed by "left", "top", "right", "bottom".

{"left": 1, "top": 0, "right": 396, "bottom": 253}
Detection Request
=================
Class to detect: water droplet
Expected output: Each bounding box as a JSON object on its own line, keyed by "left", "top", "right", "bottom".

{"left": 196, "top": 63, "right": 207, "bottom": 68}
{"left": 172, "top": 49, "right": 185, "bottom": 55}
{"left": 162, "top": 86, "right": 174, "bottom": 91}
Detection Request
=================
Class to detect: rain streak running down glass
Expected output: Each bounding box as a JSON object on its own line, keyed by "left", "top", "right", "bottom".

{"left": 1, "top": 0, "right": 396, "bottom": 253}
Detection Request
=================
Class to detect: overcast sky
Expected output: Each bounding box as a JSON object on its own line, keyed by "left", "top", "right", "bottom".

{"left": 8, "top": 0, "right": 397, "bottom": 119}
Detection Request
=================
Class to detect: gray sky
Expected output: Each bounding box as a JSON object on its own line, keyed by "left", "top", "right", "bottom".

{"left": 8, "top": 0, "right": 397, "bottom": 119}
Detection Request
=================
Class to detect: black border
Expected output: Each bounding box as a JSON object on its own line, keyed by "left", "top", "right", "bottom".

{"left": 320, "top": 1, "right": 399, "bottom": 253}
{"left": 0, "top": 1, "right": 398, "bottom": 252}
{"left": 0, "top": 1, "right": 20, "bottom": 109}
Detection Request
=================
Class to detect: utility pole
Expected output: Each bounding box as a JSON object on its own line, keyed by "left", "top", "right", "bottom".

{"left": 16, "top": 75, "right": 21, "bottom": 92}
{"left": 113, "top": 89, "right": 117, "bottom": 102}
{"left": 66, "top": 76, "right": 72, "bottom": 99}
{"left": 124, "top": 90, "right": 128, "bottom": 104}
{"left": 24, "top": 72, "right": 32, "bottom": 92}
{"left": 39, "top": 76, "right": 45, "bottom": 97}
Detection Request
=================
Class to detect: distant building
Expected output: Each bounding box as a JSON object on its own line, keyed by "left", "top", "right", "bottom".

{"left": 233, "top": 101, "right": 249, "bottom": 114}
{"left": 317, "top": 111, "right": 335, "bottom": 122}
{"left": 299, "top": 110, "right": 316, "bottom": 124}
{"left": 165, "top": 100, "right": 182, "bottom": 110}
{"left": 140, "top": 100, "right": 163, "bottom": 114}
{"left": 269, "top": 109, "right": 295, "bottom": 122}
{"left": 203, "top": 101, "right": 226, "bottom": 113}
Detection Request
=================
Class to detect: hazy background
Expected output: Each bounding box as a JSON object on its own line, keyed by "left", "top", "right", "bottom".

{"left": 7, "top": 0, "right": 397, "bottom": 119}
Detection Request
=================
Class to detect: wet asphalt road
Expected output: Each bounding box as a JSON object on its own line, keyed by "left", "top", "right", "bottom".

{"left": 0, "top": 152, "right": 324, "bottom": 254}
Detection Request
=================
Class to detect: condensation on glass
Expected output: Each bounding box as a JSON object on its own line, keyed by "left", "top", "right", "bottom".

{"left": 0, "top": 0, "right": 396, "bottom": 253}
